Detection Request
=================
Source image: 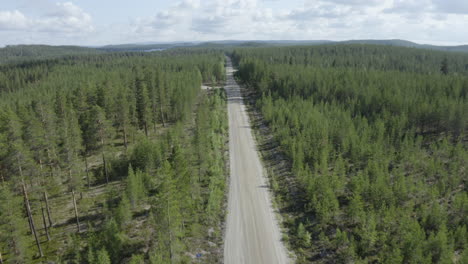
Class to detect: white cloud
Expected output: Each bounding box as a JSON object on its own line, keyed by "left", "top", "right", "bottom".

{"left": 1, "top": 0, "right": 468, "bottom": 46}
{"left": 131, "top": 0, "right": 262, "bottom": 40}
{"left": 0, "top": 10, "right": 31, "bottom": 30}
{"left": 432, "top": 0, "right": 468, "bottom": 14}
{"left": 286, "top": 4, "right": 353, "bottom": 20}
{"left": 38, "top": 2, "right": 94, "bottom": 33}
{"left": 385, "top": 0, "right": 468, "bottom": 15}
{"left": 122, "top": 0, "right": 468, "bottom": 45}
{"left": 0, "top": 2, "right": 94, "bottom": 33}
{"left": 318, "top": 0, "right": 381, "bottom": 6}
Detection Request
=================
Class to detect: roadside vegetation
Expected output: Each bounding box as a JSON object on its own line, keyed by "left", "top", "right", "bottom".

{"left": 233, "top": 45, "right": 468, "bottom": 263}
{"left": 0, "top": 50, "right": 228, "bottom": 263}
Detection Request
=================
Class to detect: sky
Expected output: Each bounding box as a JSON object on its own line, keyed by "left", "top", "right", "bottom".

{"left": 0, "top": 0, "right": 468, "bottom": 47}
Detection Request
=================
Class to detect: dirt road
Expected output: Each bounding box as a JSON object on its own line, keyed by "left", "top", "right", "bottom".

{"left": 223, "top": 57, "right": 290, "bottom": 264}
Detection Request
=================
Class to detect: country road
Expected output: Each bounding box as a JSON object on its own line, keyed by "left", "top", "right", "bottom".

{"left": 223, "top": 57, "right": 290, "bottom": 264}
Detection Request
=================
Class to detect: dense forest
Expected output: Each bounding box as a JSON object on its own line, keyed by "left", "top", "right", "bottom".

{"left": 2, "top": 42, "right": 467, "bottom": 263}
{"left": 0, "top": 45, "right": 106, "bottom": 65}
{"left": 233, "top": 45, "right": 468, "bottom": 263}
{"left": 0, "top": 50, "right": 228, "bottom": 263}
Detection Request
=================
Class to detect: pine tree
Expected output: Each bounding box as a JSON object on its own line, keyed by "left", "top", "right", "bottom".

{"left": 126, "top": 166, "right": 146, "bottom": 208}
{"left": 115, "top": 88, "right": 130, "bottom": 149}
{"left": 441, "top": 58, "right": 449, "bottom": 75}
{"left": 135, "top": 78, "right": 151, "bottom": 136}
{"left": 30, "top": 99, "right": 59, "bottom": 171}
{"left": 348, "top": 194, "right": 365, "bottom": 225}
{"left": 59, "top": 107, "right": 83, "bottom": 191}
{"left": 129, "top": 254, "right": 145, "bottom": 264}
{"left": 81, "top": 105, "right": 114, "bottom": 183}
{"left": 0, "top": 184, "right": 29, "bottom": 263}
{"left": 171, "top": 144, "right": 192, "bottom": 218}
{"left": 115, "top": 194, "right": 132, "bottom": 227}
{"left": 95, "top": 248, "right": 111, "bottom": 264}
{"left": 153, "top": 160, "right": 183, "bottom": 262}
{"left": 297, "top": 223, "right": 311, "bottom": 248}
{"left": 0, "top": 108, "right": 35, "bottom": 184}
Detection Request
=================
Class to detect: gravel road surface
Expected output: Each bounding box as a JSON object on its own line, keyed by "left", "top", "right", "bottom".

{"left": 223, "top": 57, "right": 290, "bottom": 264}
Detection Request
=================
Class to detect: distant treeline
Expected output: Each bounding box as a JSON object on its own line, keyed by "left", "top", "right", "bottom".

{"left": 0, "top": 45, "right": 106, "bottom": 64}
{"left": 233, "top": 44, "right": 468, "bottom": 74}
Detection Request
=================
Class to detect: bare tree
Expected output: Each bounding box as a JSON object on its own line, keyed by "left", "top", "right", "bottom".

{"left": 72, "top": 190, "right": 81, "bottom": 233}
{"left": 22, "top": 182, "right": 43, "bottom": 257}
{"left": 41, "top": 203, "right": 51, "bottom": 241}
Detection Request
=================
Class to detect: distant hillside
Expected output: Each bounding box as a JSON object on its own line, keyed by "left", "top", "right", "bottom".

{"left": 98, "top": 42, "right": 197, "bottom": 52}
{"left": 0, "top": 45, "right": 104, "bottom": 64}
{"left": 338, "top": 39, "right": 468, "bottom": 53}
{"left": 340, "top": 39, "right": 419, "bottom": 47}
{"left": 96, "top": 39, "right": 468, "bottom": 53}
{"left": 2, "top": 40, "right": 467, "bottom": 63}
{"left": 419, "top": 43, "right": 468, "bottom": 53}
{"left": 97, "top": 40, "right": 334, "bottom": 51}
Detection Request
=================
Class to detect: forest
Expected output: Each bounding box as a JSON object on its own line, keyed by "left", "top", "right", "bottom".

{"left": 0, "top": 49, "right": 228, "bottom": 263}
{"left": 1, "top": 42, "right": 467, "bottom": 264}
{"left": 0, "top": 45, "right": 105, "bottom": 65}
{"left": 233, "top": 44, "right": 468, "bottom": 263}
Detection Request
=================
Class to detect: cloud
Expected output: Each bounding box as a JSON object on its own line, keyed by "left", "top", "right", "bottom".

{"left": 176, "top": 0, "right": 200, "bottom": 9}
{"left": 384, "top": 0, "right": 432, "bottom": 14}
{"left": 319, "top": 0, "right": 381, "bottom": 6}
{"left": 192, "top": 15, "right": 231, "bottom": 34}
{"left": 0, "top": 2, "right": 94, "bottom": 33}
{"left": 124, "top": 0, "right": 468, "bottom": 45}
{"left": 132, "top": 0, "right": 262, "bottom": 39}
{"left": 432, "top": 0, "right": 468, "bottom": 14}
{"left": 0, "top": 10, "right": 30, "bottom": 30}
{"left": 2, "top": 0, "right": 468, "bottom": 46}
{"left": 286, "top": 4, "right": 353, "bottom": 20}
{"left": 38, "top": 2, "right": 94, "bottom": 33}
{"left": 385, "top": 0, "right": 468, "bottom": 15}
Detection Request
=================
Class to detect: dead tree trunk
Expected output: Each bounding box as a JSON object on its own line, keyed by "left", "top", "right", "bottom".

{"left": 84, "top": 156, "right": 91, "bottom": 188}
{"left": 123, "top": 127, "right": 128, "bottom": 150}
{"left": 0, "top": 172, "right": 4, "bottom": 185}
{"left": 72, "top": 190, "right": 81, "bottom": 233}
{"left": 22, "top": 182, "right": 44, "bottom": 257}
{"left": 18, "top": 158, "right": 34, "bottom": 233}
{"left": 160, "top": 105, "right": 166, "bottom": 127}
{"left": 17, "top": 155, "right": 23, "bottom": 179}
{"left": 167, "top": 199, "right": 173, "bottom": 263}
{"left": 24, "top": 195, "right": 34, "bottom": 234}
{"left": 41, "top": 203, "right": 51, "bottom": 241}
{"left": 0, "top": 251, "right": 3, "bottom": 264}
{"left": 43, "top": 192, "right": 53, "bottom": 227}
{"left": 102, "top": 153, "right": 109, "bottom": 184}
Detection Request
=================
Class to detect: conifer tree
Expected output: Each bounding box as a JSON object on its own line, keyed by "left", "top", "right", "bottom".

{"left": 0, "top": 184, "right": 28, "bottom": 263}
{"left": 0, "top": 108, "right": 35, "bottom": 184}
{"left": 154, "top": 160, "right": 183, "bottom": 262}
{"left": 95, "top": 248, "right": 111, "bottom": 264}
{"left": 115, "top": 194, "right": 132, "bottom": 227}
{"left": 115, "top": 88, "right": 130, "bottom": 149}
{"left": 135, "top": 78, "right": 151, "bottom": 136}
{"left": 126, "top": 166, "right": 146, "bottom": 208}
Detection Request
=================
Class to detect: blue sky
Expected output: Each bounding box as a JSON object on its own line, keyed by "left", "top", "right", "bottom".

{"left": 1, "top": 0, "right": 468, "bottom": 46}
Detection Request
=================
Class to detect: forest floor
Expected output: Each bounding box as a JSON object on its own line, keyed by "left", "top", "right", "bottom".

{"left": 25, "top": 87, "right": 228, "bottom": 263}
{"left": 223, "top": 58, "right": 291, "bottom": 264}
